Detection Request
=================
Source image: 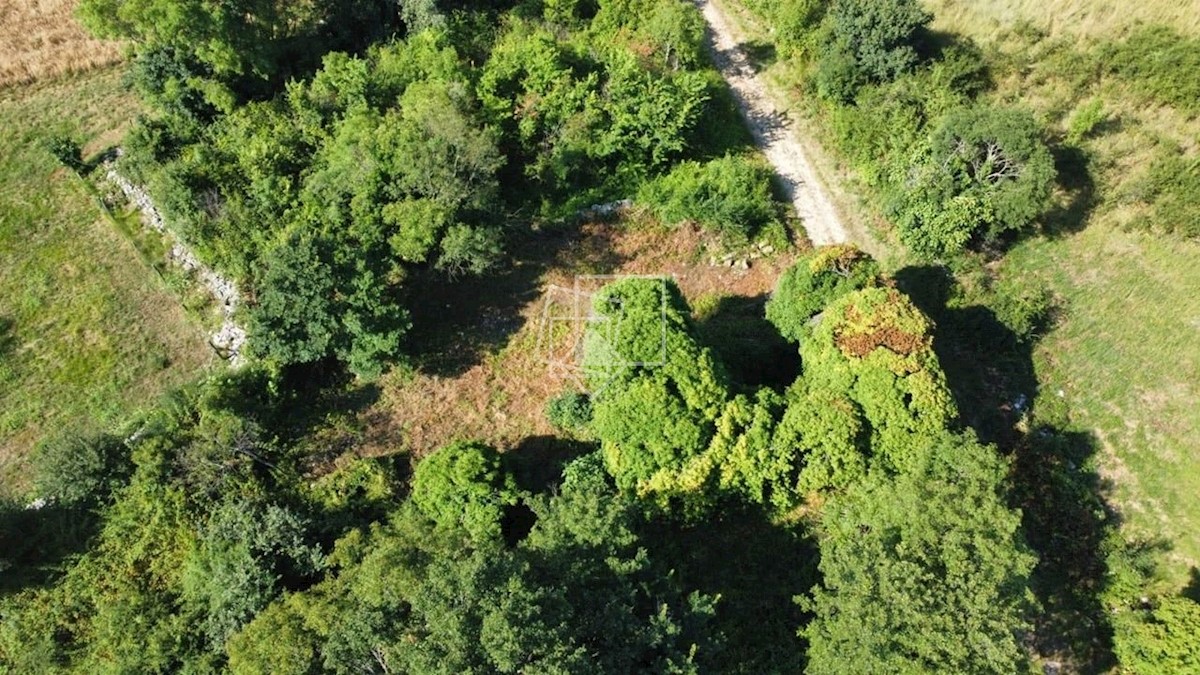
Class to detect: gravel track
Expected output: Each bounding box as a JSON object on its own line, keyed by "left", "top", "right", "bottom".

{"left": 698, "top": 0, "right": 851, "bottom": 246}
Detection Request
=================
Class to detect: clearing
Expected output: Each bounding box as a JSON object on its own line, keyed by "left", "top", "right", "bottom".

{"left": 0, "top": 70, "right": 212, "bottom": 495}
{"left": 362, "top": 220, "right": 805, "bottom": 459}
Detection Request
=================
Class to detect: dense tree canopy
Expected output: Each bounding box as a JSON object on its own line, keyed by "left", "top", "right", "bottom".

{"left": 803, "top": 433, "right": 1036, "bottom": 674}
{"left": 894, "top": 105, "right": 1057, "bottom": 256}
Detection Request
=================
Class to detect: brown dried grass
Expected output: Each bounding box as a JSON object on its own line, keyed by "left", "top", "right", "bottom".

{"left": 0, "top": 0, "right": 123, "bottom": 88}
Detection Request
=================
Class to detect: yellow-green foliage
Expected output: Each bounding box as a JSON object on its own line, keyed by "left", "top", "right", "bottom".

{"left": 585, "top": 278, "right": 729, "bottom": 500}
{"left": 765, "top": 244, "right": 879, "bottom": 342}
{"left": 586, "top": 256, "right": 957, "bottom": 513}
{"left": 800, "top": 287, "right": 957, "bottom": 473}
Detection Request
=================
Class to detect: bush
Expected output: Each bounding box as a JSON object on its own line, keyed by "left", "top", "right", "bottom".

{"left": 32, "top": 432, "right": 131, "bottom": 505}
{"left": 1131, "top": 149, "right": 1200, "bottom": 239}
{"left": 636, "top": 154, "right": 781, "bottom": 242}
{"left": 894, "top": 104, "right": 1056, "bottom": 257}
{"left": 817, "top": 0, "right": 931, "bottom": 100}
{"left": 765, "top": 244, "right": 879, "bottom": 342}
{"left": 45, "top": 135, "right": 85, "bottom": 174}
{"left": 546, "top": 391, "right": 593, "bottom": 432}
{"left": 1066, "top": 98, "right": 1106, "bottom": 145}
{"left": 1112, "top": 596, "right": 1200, "bottom": 674}
{"left": 410, "top": 441, "right": 519, "bottom": 542}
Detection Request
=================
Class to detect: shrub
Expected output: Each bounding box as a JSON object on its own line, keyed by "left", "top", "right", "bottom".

{"left": 410, "top": 441, "right": 519, "bottom": 542}
{"left": 546, "top": 391, "right": 593, "bottom": 432}
{"left": 45, "top": 135, "right": 85, "bottom": 174}
{"left": 32, "top": 431, "right": 131, "bottom": 505}
{"left": 1112, "top": 596, "right": 1200, "bottom": 674}
{"left": 636, "top": 154, "right": 781, "bottom": 242}
{"left": 765, "top": 244, "right": 879, "bottom": 342}
{"left": 817, "top": 0, "right": 931, "bottom": 100}
{"left": 894, "top": 104, "right": 1056, "bottom": 257}
{"left": 1131, "top": 149, "right": 1200, "bottom": 239}
{"left": 1104, "top": 27, "right": 1200, "bottom": 115}
{"left": 1066, "top": 98, "right": 1106, "bottom": 145}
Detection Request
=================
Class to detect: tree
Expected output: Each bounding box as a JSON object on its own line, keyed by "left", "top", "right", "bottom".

{"left": 583, "top": 278, "right": 729, "bottom": 503}
{"left": 765, "top": 244, "right": 879, "bottom": 342}
{"left": 248, "top": 232, "right": 339, "bottom": 368}
{"left": 803, "top": 433, "right": 1037, "bottom": 674}
{"left": 410, "top": 441, "right": 519, "bottom": 543}
{"left": 1112, "top": 595, "right": 1200, "bottom": 674}
{"left": 817, "top": 0, "right": 931, "bottom": 100}
{"left": 799, "top": 286, "right": 957, "bottom": 474}
{"left": 895, "top": 105, "right": 1056, "bottom": 257}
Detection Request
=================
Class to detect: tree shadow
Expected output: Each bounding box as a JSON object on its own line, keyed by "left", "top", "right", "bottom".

{"left": 1011, "top": 427, "right": 1121, "bottom": 670}
{"left": 640, "top": 501, "right": 816, "bottom": 672}
{"left": 693, "top": 294, "right": 800, "bottom": 393}
{"left": 403, "top": 222, "right": 629, "bottom": 377}
{"left": 0, "top": 316, "right": 14, "bottom": 359}
{"left": 894, "top": 266, "right": 1038, "bottom": 447}
{"left": 1042, "top": 143, "right": 1098, "bottom": 238}
{"left": 739, "top": 40, "right": 777, "bottom": 69}
{"left": 895, "top": 264, "right": 1122, "bottom": 669}
{"left": 0, "top": 500, "right": 100, "bottom": 595}
{"left": 505, "top": 434, "right": 597, "bottom": 496}
{"left": 1184, "top": 567, "right": 1200, "bottom": 603}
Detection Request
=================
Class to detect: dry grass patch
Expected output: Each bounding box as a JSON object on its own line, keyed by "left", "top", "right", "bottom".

{"left": 926, "top": 0, "right": 1200, "bottom": 41}
{"left": 0, "top": 0, "right": 123, "bottom": 88}
{"left": 363, "top": 222, "right": 803, "bottom": 459}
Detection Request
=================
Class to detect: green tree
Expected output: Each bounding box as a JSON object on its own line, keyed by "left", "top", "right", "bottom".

{"left": 895, "top": 105, "right": 1056, "bottom": 257}
{"left": 765, "top": 244, "right": 879, "bottom": 342}
{"left": 803, "top": 433, "right": 1037, "bottom": 674}
{"left": 248, "top": 232, "right": 339, "bottom": 368}
{"left": 410, "top": 441, "right": 519, "bottom": 543}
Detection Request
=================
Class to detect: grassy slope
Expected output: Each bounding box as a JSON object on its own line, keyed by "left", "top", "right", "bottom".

{"left": 0, "top": 69, "right": 211, "bottom": 495}
{"left": 929, "top": 0, "right": 1200, "bottom": 587}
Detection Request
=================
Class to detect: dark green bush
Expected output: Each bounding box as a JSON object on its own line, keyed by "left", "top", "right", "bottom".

{"left": 32, "top": 432, "right": 131, "bottom": 505}
{"left": 636, "top": 154, "right": 782, "bottom": 242}
{"left": 546, "top": 391, "right": 593, "bottom": 432}
{"left": 436, "top": 225, "right": 505, "bottom": 277}
{"left": 817, "top": 0, "right": 931, "bottom": 101}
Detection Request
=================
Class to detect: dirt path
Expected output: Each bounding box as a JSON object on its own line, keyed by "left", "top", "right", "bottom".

{"left": 698, "top": 0, "right": 850, "bottom": 246}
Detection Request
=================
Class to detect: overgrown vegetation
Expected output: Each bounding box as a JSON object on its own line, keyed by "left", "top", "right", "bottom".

{"left": 3, "top": 0, "right": 1198, "bottom": 671}
{"left": 729, "top": 0, "right": 1200, "bottom": 668}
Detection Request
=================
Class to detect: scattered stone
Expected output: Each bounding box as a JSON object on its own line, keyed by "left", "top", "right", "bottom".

{"left": 104, "top": 151, "right": 247, "bottom": 365}
{"left": 735, "top": 259, "right": 750, "bottom": 271}
{"left": 761, "top": 244, "right": 775, "bottom": 254}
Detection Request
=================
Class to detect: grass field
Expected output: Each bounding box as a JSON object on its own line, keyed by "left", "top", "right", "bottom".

{"left": 0, "top": 0, "right": 123, "bottom": 88}
{"left": 0, "top": 69, "right": 211, "bottom": 496}
{"left": 935, "top": 0, "right": 1200, "bottom": 587}
{"left": 925, "top": 0, "right": 1200, "bottom": 40}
